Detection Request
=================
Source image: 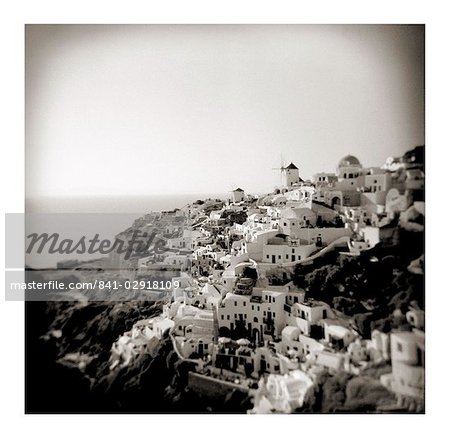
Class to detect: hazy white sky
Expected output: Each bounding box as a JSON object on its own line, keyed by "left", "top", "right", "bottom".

{"left": 26, "top": 24, "right": 424, "bottom": 198}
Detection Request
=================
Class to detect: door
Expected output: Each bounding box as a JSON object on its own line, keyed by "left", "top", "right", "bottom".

{"left": 272, "top": 255, "right": 276, "bottom": 263}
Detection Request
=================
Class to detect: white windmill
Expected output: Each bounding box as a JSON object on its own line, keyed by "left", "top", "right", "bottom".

{"left": 272, "top": 154, "right": 300, "bottom": 188}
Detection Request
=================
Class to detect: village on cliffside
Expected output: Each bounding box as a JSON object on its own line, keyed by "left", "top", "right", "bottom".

{"left": 32, "top": 146, "right": 424, "bottom": 414}
{"left": 88, "top": 145, "right": 423, "bottom": 414}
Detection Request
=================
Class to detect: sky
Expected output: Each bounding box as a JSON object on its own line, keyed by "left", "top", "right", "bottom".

{"left": 26, "top": 24, "right": 424, "bottom": 199}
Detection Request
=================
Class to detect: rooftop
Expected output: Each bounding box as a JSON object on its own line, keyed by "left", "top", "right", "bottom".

{"left": 338, "top": 155, "right": 361, "bottom": 168}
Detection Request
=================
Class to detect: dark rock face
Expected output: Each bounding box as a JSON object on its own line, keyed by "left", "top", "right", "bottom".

{"left": 26, "top": 300, "right": 163, "bottom": 413}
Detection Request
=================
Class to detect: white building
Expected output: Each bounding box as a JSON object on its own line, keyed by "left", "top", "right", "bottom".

{"left": 231, "top": 188, "right": 245, "bottom": 203}
{"left": 279, "top": 207, "right": 317, "bottom": 233}
{"left": 281, "top": 163, "right": 301, "bottom": 188}
{"left": 285, "top": 300, "right": 332, "bottom": 337}
{"left": 313, "top": 172, "right": 338, "bottom": 186}
{"left": 336, "top": 155, "right": 364, "bottom": 181}
{"left": 218, "top": 289, "right": 289, "bottom": 343}
{"left": 364, "top": 167, "right": 392, "bottom": 193}
{"left": 380, "top": 330, "right": 425, "bottom": 411}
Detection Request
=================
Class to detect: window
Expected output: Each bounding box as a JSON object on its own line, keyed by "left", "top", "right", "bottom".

{"left": 266, "top": 254, "right": 269, "bottom": 259}
{"left": 278, "top": 255, "right": 281, "bottom": 259}
{"left": 292, "top": 249, "right": 295, "bottom": 253}
{"left": 286, "top": 255, "right": 288, "bottom": 259}
{"left": 234, "top": 301, "right": 237, "bottom": 307}
{"left": 397, "top": 342, "right": 403, "bottom": 352}
{"left": 227, "top": 315, "right": 230, "bottom": 320}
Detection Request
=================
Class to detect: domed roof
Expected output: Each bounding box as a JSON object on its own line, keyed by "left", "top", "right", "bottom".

{"left": 338, "top": 155, "right": 361, "bottom": 168}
